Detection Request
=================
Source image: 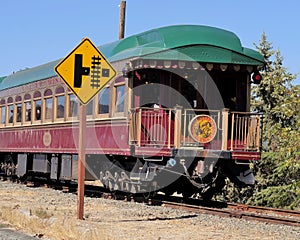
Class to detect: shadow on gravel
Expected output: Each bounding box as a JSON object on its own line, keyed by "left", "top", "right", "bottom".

{"left": 112, "top": 214, "right": 198, "bottom": 222}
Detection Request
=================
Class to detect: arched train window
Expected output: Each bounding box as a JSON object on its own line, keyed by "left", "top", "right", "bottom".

{"left": 7, "top": 97, "right": 13, "bottom": 124}
{"left": 98, "top": 87, "right": 110, "bottom": 114}
{"left": 115, "top": 85, "right": 125, "bottom": 113}
{"left": 24, "top": 94, "right": 32, "bottom": 122}
{"left": 68, "top": 93, "right": 78, "bottom": 118}
{"left": 44, "top": 89, "right": 53, "bottom": 121}
{"left": 55, "top": 86, "right": 65, "bottom": 119}
{"left": 87, "top": 100, "right": 93, "bottom": 116}
{"left": 15, "top": 96, "right": 22, "bottom": 123}
{"left": 33, "top": 91, "right": 42, "bottom": 121}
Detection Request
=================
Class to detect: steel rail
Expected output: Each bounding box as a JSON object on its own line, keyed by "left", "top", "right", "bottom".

{"left": 160, "top": 200, "right": 300, "bottom": 227}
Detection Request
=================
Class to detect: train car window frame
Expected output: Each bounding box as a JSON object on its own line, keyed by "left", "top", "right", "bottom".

{"left": 33, "top": 91, "right": 42, "bottom": 124}
{"left": 96, "top": 86, "right": 110, "bottom": 118}
{"left": 113, "top": 82, "right": 125, "bottom": 117}
{"left": 15, "top": 96, "right": 22, "bottom": 125}
{"left": 54, "top": 86, "right": 66, "bottom": 121}
{"left": 86, "top": 99, "right": 94, "bottom": 119}
{"left": 7, "top": 97, "right": 13, "bottom": 126}
{"left": 8, "top": 104, "right": 14, "bottom": 125}
{"left": 67, "top": 92, "right": 78, "bottom": 120}
{"left": 0, "top": 99, "right": 6, "bottom": 127}
{"left": 44, "top": 89, "right": 53, "bottom": 123}
{"left": 24, "top": 94, "right": 32, "bottom": 124}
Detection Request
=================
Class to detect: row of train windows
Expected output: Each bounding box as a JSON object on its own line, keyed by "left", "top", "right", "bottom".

{"left": 0, "top": 84, "right": 125, "bottom": 126}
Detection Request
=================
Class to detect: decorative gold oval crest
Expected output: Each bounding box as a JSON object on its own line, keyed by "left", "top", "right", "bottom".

{"left": 43, "top": 131, "right": 52, "bottom": 147}
{"left": 188, "top": 115, "right": 217, "bottom": 143}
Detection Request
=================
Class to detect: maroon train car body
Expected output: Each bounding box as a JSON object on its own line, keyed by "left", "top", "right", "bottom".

{"left": 0, "top": 25, "right": 264, "bottom": 199}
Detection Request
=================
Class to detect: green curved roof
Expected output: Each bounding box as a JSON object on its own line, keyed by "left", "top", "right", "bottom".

{"left": 104, "top": 25, "right": 252, "bottom": 61}
{"left": 0, "top": 76, "right": 6, "bottom": 84}
{"left": 0, "top": 24, "right": 264, "bottom": 91}
{"left": 0, "top": 60, "right": 60, "bottom": 92}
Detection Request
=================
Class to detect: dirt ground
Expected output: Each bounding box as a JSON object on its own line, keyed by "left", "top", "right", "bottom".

{"left": 0, "top": 180, "right": 299, "bottom": 240}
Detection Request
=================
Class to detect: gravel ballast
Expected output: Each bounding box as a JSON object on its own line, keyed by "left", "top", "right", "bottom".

{"left": 0, "top": 180, "right": 299, "bottom": 240}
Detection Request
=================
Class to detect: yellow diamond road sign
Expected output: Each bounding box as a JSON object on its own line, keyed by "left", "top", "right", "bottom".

{"left": 54, "top": 38, "right": 116, "bottom": 105}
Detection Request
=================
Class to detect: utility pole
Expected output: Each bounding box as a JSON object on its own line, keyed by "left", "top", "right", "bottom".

{"left": 119, "top": 1, "right": 126, "bottom": 39}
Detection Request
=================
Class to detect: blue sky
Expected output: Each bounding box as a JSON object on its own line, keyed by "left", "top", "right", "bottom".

{"left": 1, "top": 0, "right": 299, "bottom": 84}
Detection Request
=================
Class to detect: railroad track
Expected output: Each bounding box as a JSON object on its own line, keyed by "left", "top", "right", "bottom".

{"left": 84, "top": 183, "right": 300, "bottom": 227}
{"left": 159, "top": 200, "right": 300, "bottom": 227}
{"left": 2, "top": 176, "right": 300, "bottom": 227}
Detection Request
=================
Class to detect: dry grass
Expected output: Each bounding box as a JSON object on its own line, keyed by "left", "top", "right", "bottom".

{"left": 0, "top": 181, "right": 114, "bottom": 239}
{"left": 34, "top": 208, "right": 53, "bottom": 219}
{"left": 0, "top": 205, "right": 112, "bottom": 240}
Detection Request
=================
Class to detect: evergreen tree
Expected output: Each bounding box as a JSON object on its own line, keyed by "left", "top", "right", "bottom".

{"left": 249, "top": 32, "right": 300, "bottom": 209}
{"left": 252, "top": 32, "right": 297, "bottom": 131}
{"left": 220, "top": 33, "right": 299, "bottom": 209}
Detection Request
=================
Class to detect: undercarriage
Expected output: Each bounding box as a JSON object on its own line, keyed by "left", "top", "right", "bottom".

{"left": 98, "top": 155, "right": 254, "bottom": 200}
{"left": 0, "top": 152, "right": 254, "bottom": 201}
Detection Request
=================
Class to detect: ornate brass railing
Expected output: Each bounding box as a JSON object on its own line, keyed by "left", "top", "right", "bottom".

{"left": 229, "top": 112, "right": 262, "bottom": 151}
{"left": 129, "top": 107, "right": 174, "bottom": 147}
{"left": 129, "top": 107, "right": 262, "bottom": 152}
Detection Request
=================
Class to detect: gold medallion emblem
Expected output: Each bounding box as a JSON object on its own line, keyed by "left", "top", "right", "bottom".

{"left": 188, "top": 115, "right": 217, "bottom": 143}
{"left": 43, "top": 131, "right": 52, "bottom": 147}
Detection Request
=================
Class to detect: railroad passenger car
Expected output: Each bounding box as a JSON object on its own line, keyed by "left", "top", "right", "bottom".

{"left": 0, "top": 25, "right": 264, "bottom": 199}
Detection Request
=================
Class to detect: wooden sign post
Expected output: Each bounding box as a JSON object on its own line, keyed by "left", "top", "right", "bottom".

{"left": 77, "top": 104, "right": 87, "bottom": 219}
{"left": 54, "top": 38, "right": 116, "bottom": 220}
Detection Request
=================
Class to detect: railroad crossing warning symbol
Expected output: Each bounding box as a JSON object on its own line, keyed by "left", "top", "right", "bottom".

{"left": 54, "top": 38, "right": 116, "bottom": 105}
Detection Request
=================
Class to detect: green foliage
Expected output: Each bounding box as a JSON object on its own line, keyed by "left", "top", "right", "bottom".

{"left": 252, "top": 184, "right": 299, "bottom": 209}
{"left": 218, "top": 180, "right": 255, "bottom": 204}
{"left": 252, "top": 33, "right": 299, "bottom": 209}
{"left": 223, "top": 32, "right": 300, "bottom": 210}
{"left": 252, "top": 34, "right": 297, "bottom": 131}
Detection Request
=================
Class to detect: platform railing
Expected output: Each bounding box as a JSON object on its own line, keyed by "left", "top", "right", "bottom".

{"left": 129, "top": 107, "right": 174, "bottom": 148}
{"left": 129, "top": 107, "right": 262, "bottom": 152}
{"left": 229, "top": 112, "right": 262, "bottom": 152}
